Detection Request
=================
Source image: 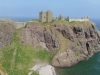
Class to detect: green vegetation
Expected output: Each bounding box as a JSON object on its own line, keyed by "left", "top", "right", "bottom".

{"left": 42, "top": 22, "right": 48, "bottom": 24}
{"left": 42, "top": 19, "right": 56, "bottom": 24}
{"left": 69, "top": 21, "right": 91, "bottom": 27}
{"left": 0, "top": 29, "right": 54, "bottom": 75}
{"left": 50, "top": 19, "right": 68, "bottom": 23}
{"left": 56, "top": 31, "right": 71, "bottom": 52}
{"left": 42, "top": 20, "right": 69, "bottom": 25}
{"left": 41, "top": 20, "right": 91, "bottom": 28}
{"left": 31, "top": 71, "right": 39, "bottom": 75}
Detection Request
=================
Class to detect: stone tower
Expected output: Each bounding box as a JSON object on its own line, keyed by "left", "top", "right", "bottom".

{"left": 46, "top": 10, "right": 52, "bottom": 22}
{"left": 39, "top": 10, "right": 52, "bottom": 22}
{"left": 39, "top": 11, "right": 46, "bottom": 22}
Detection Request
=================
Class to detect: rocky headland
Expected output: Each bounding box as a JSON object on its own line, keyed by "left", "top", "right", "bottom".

{"left": 0, "top": 20, "right": 100, "bottom": 75}
{"left": 20, "top": 21, "right": 100, "bottom": 67}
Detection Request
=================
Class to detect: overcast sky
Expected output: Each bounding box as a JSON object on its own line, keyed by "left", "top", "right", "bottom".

{"left": 0, "top": 0, "right": 100, "bottom": 20}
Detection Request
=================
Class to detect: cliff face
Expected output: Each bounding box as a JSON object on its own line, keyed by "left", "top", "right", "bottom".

{"left": 20, "top": 21, "right": 100, "bottom": 67}
{"left": 0, "top": 22, "right": 14, "bottom": 48}
{"left": 52, "top": 22, "right": 100, "bottom": 67}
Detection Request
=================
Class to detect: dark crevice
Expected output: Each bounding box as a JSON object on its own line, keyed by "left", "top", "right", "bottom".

{"left": 61, "top": 30, "right": 70, "bottom": 40}
{"left": 86, "top": 42, "right": 90, "bottom": 55}
{"left": 73, "top": 27, "right": 77, "bottom": 34}
{"left": 85, "top": 32, "right": 89, "bottom": 38}
{"left": 92, "top": 25, "right": 95, "bottom": 29}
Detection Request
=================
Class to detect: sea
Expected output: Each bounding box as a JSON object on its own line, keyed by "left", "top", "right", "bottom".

{"left": 11, "top": 18, "right": 100, "bottom": 75}
{"left": 56, "top": 19, "right": 100, "bottom": 75}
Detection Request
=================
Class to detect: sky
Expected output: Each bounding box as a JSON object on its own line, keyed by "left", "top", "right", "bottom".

{"left": 0, "top": 0, "right": 100, "bottom": 20}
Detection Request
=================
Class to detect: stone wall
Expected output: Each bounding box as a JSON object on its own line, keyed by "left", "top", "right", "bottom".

{"left": 46, "top": 10, "right": 52, "bottom": 22}
{"left": 39, "top": 12, "right": 46, "bottom": 22}
{"left": 12, "top": 22, "right": 26, "bottom": 29}
{"left": 69, "top": 18, "right": 89, "bottom": 22}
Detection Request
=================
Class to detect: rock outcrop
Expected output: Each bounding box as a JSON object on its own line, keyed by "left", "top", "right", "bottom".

{"left": 0, "top": 22, "right": 14, "bottom": 48}
{"left": 20, "top": 21, "right": 100, "bottom": 67}
{"left": 20, "top": 22, "right": 59, "bottom": 51}
{"left": 52, "top": 22, "right": 100, "bottom": 67}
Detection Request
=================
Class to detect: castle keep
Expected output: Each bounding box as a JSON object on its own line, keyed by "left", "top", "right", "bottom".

{"left": 39, "top": 10, "right": 52, "bottom": 22}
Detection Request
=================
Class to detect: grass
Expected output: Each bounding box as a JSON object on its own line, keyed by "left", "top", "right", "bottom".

{"left": 56, "top": 31, "right": 71, "bottom": 52}
{"left": 68, "top": 21, "right": 91, "bottom": 27}
{"left": 0, "top": 29, "right": 54, "bottom": 75}
{"left": 42, "top": 20, "right": 69, "bottom": 25}
{"left": 31, "top": 71, "right": 39, "bottom": 75}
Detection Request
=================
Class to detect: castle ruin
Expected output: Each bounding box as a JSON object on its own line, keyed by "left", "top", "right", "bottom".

{"left": 68, "top": 16, "right": 90, "bottom": 22}
{"left": 39, "top": 10, "right": 52, "bottom": 22}
{"left": 53, "top": 14, "right": 89, "bottom": 22}
{"left": 39, "top": 10, "right": 90, "bottom": 22}
{"left": 58, "top": 14, "right": 66, "bottom": 20}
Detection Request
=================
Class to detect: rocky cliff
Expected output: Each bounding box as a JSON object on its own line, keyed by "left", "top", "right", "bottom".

{"left": 52, "top": 22, "right": 100, "bottom": 67}
{"left": 0, "top": 22, "right": 14, "bottom": 48}
{"left": 0, "top": 21, "right": 100, "bottom": 75}
{"left": 19, "top": 21, "right": 100, "bottom": 67}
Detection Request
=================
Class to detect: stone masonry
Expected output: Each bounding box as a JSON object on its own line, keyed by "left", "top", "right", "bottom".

{"left": 39, "top": 10, "right": 52, "bottom": 22}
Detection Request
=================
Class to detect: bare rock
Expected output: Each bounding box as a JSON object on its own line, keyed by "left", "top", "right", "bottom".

{"left": 0, "top": 22, "right": 14, "bottom": 48}
{"left": 29, "top": 63, "right": 56, "bottom": 75}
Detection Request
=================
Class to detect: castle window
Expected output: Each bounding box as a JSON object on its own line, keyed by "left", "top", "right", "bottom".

{"left": 44, "top": 16, "right": 45, "bottom": 18}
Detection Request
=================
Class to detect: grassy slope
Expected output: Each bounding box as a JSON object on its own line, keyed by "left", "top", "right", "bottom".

{"left": 0, "top": 29, "right": 54, "bottom": 75}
